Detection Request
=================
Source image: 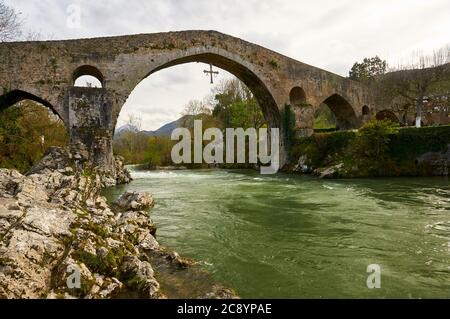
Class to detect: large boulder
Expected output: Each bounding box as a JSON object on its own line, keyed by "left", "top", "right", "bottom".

{"left": 293, "top": 155, "right": 313, "bottom": 173}
{"left": 115, "top": 192, "right": 154, "bottom": 211}
{"left": 313, "top": 163, "right": 344, "bottom": 179}
{"left": 120, "top": 255, "right": 160, "bottom": 298}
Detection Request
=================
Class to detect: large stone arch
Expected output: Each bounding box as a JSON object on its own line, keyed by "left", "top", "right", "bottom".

{"left": 113, "top": 48, "right": 282, "bottom": 131}
{"left": 111, "top": 48, "right": 285, "bottom": 165}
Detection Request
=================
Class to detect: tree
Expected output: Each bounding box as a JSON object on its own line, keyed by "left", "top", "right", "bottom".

{"left": 349, "top": 56, "right": 387, "bottom": 82}
{"left": 383, "top": 46, "right": 450, "bottom": 127}
{"left": 0, "top": 1, "right": 22, "bottom": 42}
{"left": 212, "top": 78, "right": 265, "bottom": 129}
{"left": 126, "top": 113, "right": 142, "bottom": 131}
{"left": 0, "top": 101, "right": 68, "bottom": 172}
{"left": 351, "top": 119, "right": 399, "bottom": 176}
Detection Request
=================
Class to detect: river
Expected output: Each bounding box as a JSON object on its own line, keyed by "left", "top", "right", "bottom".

{"left": 103, "top": 168, "right": 450, "bottom": 298}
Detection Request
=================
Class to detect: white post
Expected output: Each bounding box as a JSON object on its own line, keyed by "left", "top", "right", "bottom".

{"left": 415, "top": 116, "right": 421, "bottom": 128}
{"left": 415, "top": 97, "right": 423, "bottom": 128}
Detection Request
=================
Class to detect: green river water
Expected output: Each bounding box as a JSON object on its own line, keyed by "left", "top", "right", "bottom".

{"left": 103, "top": 168, "right": 450, "bottom": 298}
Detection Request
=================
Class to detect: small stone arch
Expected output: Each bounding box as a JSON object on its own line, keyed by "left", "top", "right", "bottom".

{"left": 72, "top": 65, "right": 105, "bottom": 87}
{"left": 376, "top": 110, "right": 399, "bottom": 123}
{"left": 321, "top": 94, "right": 359, "bottom": 130}
{"left": 289, "top": 87, "right": 307, "bottom": 106}
{"left": 362, "top": 105, "right": 370, "bottom": 116}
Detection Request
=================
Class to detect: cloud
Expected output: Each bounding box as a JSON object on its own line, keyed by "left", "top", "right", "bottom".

{"left": 6, "top": 0, "right": 450, "bottom": 130}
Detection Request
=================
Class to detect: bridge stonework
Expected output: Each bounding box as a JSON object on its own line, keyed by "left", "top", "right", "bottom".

{"left": 0, "top": 31, "right": 377, "bottom": 169}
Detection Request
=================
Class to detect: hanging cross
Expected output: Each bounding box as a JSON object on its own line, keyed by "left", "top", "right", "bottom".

{"left": 203, "top": 64, "right": 219, "bottom": 84}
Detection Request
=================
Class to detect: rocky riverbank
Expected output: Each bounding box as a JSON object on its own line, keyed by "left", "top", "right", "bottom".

{"left": 0, "top": 147, "right": 237, "bottom": 299}
{"left": 288, "top": 122, "right": 450, "bottom": 179}
{"left": 290, "top": 144, "right": 450, "bottom": 179}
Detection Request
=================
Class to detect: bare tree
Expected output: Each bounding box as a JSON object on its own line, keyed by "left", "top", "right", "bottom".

{"left": 127, "top": 113, "right": 142, "bottom": 132}
{"left": 0, "top": 1, "right": 22, "bottom": 42}
{"left": 181, "top": 99, "right": 211, "bottom": 116}
{"left": 24, "top": 30, "right": 42, "bottom": 41}
{"left": 24, "top": 29, "right": 55, "bottom": 41}
{"left": 383, "top": 45, "right": 450, "bottom": 127}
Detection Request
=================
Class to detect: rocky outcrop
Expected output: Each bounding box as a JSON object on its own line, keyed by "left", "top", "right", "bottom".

{"left": 114, "top": 156, "right": 132, "bottom": 185}
{"left": 0, "top": 160, "right": 159, "bottom": 298}
{"left": 26, "top": 147, "right": 131, "bottom": 187}
{"left": 0, "top": 147, "right": 237, "bottom": 299}
{"left": 0, "top": 168, "right": 77, "bottom": 298}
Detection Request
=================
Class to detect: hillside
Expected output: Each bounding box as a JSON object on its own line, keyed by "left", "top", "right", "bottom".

{"left": 114, "top": 115, "right": 193, "bottom": 139}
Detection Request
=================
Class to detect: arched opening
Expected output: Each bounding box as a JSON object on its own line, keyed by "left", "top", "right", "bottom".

{"left": 141, "top": 53, "right": 281, "bottom": 129}
{"left": 321, "top": 94, "right": 359, "bottom": 130}
{"left": 376, "top": 110, "right": 399, "bottom": 123}
{"left": 0, "top": 91, "right": 68, "bottom": 173}
{"left": 362, "top": 105, "right": 370, "bottom": 116}
{"left": 289, "top": 87, "right": 307, "bottom": 106}
{"left": 74, "top": 76, "right": 103, "bottom": 88}
{"left": 313, "top": 103, "right": 337, "bottom": 131}
{"left": 0, "top": 89, "right": 62, "bottom": 119}
{"left": 73, "top": 65, "right": 104, "bottom": 88}
{"left": 114, "top": 55, "right": 279, "bottom": 168}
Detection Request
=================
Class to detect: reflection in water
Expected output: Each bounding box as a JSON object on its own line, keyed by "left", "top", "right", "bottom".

{"left": 104, "top": 168, "right": 450, "bottom": 298}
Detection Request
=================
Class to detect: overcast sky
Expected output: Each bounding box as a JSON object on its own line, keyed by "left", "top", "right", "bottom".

{"left": 7, "top": 0, "right": 450, "bottom": 130}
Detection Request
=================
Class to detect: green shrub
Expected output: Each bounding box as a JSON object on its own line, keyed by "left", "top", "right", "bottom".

{"left": 389, "top": 125, "right": 450, "bottom": 161}
{"left": 72, "top": 246, "right": 126, "bottom": 277}
{"left": 353, "top": 119, "right": 399, "bottom": 161}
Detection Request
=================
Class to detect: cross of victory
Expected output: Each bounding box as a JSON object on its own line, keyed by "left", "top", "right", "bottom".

{"left": 203, "top": 64, "right": 219, "bottom": 84}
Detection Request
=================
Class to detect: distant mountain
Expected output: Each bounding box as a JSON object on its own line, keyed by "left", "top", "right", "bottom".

{"left": 114, "top": 123, "right": 139, "bottom": 136}
{"left": 114, "top": 115, "right": 193, "bottom": 139}
{"left": 142, "top": 118, "right": 180, "bottom": 137}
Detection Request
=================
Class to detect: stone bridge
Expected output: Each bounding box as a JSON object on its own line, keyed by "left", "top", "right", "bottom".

{"left": 0, "top": 30, "right": 377, "bottom": 170}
